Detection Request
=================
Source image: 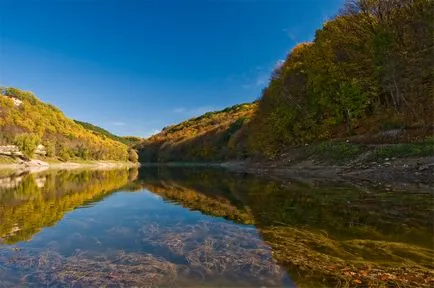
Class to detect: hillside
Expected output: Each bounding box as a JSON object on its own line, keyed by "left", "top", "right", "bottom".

{"left": 0, "top": 87, "right": 130, "bottom": 161}
{"left": 247, "top": 0, "right": 433, "bottom": 158}
{"left": 74, "top": 120, "right": 142, "bottom": 146}
{"left": 137, "top": 0, "right": 433, "bottom": 164}
{"left": 136, "top": 103, "right": 256, "bottom": 162}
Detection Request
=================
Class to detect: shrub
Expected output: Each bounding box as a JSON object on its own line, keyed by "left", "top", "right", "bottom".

{"left": 43, "top": 141, "right": 56, "bottom": 157}
{"left": 58, "top": 146, "right": 72, "bottom": 162}
{"left": 14, "top": 134, "right": 40, "bottom": 158}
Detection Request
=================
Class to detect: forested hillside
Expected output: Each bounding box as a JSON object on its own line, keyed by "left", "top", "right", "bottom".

{"left": 0, "top": 87, "right": 130, "bottom": 161}
{"left": 137, "top": 0, "right": 433, "bottom": 162}
{"left": 74, "top": 120, "right": 142, "bottom": 146}
{"left": 248, "top": 0, "right": 433, "bottom": 157}
{"left": 136, "top": 103, "right": 256, "bottom": 162}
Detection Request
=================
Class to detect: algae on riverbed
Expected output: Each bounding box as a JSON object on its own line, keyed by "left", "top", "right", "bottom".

{"left": 0, "top": 221, "right": 287, "bottom": 287}
{"left": 138, "top": 167, "right": 434, "bottom": 287}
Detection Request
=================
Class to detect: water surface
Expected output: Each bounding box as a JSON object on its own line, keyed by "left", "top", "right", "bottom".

{"left": 0, "top": 167, "right": 432, "bottom": 287}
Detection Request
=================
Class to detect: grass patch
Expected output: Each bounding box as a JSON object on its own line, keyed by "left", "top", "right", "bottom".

{"left": 375, "top": 138, "right": 434, "bottom": 159}
{"left": 303, "top": 142, "right": 364, "bottom": 164}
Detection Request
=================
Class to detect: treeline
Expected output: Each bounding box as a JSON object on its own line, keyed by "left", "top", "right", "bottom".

{"left": 0, "top": 87, "right": 135, "bottom": 161}
{"left": 137, "top": 103, "right": 256, "bottom": 162}
{"left": 248, "top": 0, "right": 433, "bottom": 157}
{"left": 74, "top": 120, "right": 142, "bottom": 146}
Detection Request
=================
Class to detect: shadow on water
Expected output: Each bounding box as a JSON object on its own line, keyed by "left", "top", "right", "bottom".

{"left": 0, "top": 166, "right": 432, "bottom": 287}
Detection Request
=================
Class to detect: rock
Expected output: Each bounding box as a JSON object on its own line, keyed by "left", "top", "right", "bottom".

{"left": 385, "top": 158, "right": 389, "bottom": 161}
{"left": 4, "top": 95, "right": 23, "bottom": 107}
{"left": 0, "top": 145, "right": 22, "bottom": 156}
{"left": 418, "top": 165, "right": 429, "bottom": 171}
{"left": 34, "top": 144, "right": 47, "bottom": 156}
{"left": 25, "top": 160, "right": 49, "bottom": 167}
{"left": 381, "top": 128, "right": 403, "bottom": 138}
{"left": 384, "top": 162, "right": 391, "bottom": 166}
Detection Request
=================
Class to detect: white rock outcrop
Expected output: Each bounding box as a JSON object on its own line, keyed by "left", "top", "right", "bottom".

{"left": 35, "top": 144, "right": 47, "bottom": 156}
{"left": 4, "top": 95, "right": 23, "bottom": 107}
{"left": 0, "top": 145, "right": 23, "bottom": 157}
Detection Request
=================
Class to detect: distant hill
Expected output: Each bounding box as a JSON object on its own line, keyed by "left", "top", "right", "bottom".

{"left": 74, "top": 120, "right": 142, "bottom": 146}
{"left": 136, "top": 103, "right": 257, "bottom": 162}
{"left": 0, "top": 87, "right": 129, "bottom": 161}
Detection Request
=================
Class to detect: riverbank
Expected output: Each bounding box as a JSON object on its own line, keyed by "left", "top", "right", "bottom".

{"left": 4, "top": 141, "right": 431, "bottom": 186}
{"left": 224, "top": 156, "right": 434, "bottom": 186}
{"left": 0, "top": 156, "right": 139, "bottom": 174}
{"left": 140, "top": 141, "right": 433, "bottom": 185}
{"left": 223, "top": 141, "right": 434, "bottom": 185}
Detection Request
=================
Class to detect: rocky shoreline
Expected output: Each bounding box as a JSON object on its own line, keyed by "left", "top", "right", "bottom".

{"left": 2, "top": 156, "right": 432, "bottom": 187}
{"left": 223, "top": 156, "right": 434, "bottom": 186}
{"left": 0, "top": 159, "right": 140, "bottom": 174}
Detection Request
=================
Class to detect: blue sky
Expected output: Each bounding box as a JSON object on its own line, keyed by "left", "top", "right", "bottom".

{"left": 0, "top": 0, "right": 344, "bottom": 137}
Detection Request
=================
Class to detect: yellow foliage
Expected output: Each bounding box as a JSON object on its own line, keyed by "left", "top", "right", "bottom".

{"left": 0, "top": 87, "right": 128, "bottom": 161}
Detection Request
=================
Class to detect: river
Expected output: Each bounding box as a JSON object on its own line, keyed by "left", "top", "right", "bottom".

{"left": 0, "top": 167, "right": 432, "bottom": 287}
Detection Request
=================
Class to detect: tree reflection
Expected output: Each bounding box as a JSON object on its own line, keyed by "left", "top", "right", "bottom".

{"left": 137, "top": 167, "right": 434, "bottom": 287}
{"left": 0, "top": 168, "right": 138, "bottom": 244}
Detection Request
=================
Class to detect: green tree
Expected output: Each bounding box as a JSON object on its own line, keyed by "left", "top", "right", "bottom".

{"left": 43, "top": 140, "right": 56, "bottom": 157}
{"left": 14, "top": 134, "right": 40, "bottom": 158}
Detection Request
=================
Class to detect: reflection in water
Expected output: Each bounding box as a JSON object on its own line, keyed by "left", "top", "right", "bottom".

{"left": 0, "top": 167, "right": 432, "bottom": 287}
{"left": 0, "top": 169, "right": 135, "bottom": 244}
{"left": 135, "top": 167, "right": 434, "bottom": 287}
{"left": 0, "top": 168, "right": 289, "bottom": 287}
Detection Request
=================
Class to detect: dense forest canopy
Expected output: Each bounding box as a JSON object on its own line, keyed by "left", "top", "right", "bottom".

{"left": 137, "top": 0, "right": 433, "bottom": 161}
{"left": 136, "top": 103, "right": 257, "bottom": 162}
{"left": 247, "top": 0, "right": 433, "bottom": 157}
{"left": 0, "top": 87, "right": 131, "bottom": 161}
